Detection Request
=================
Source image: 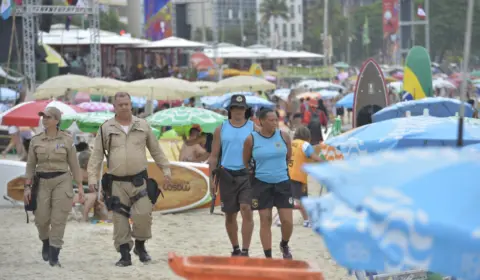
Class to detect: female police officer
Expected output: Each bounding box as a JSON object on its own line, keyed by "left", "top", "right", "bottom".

{"left": 24, "top": 107, "right": 84, "bottom": 267}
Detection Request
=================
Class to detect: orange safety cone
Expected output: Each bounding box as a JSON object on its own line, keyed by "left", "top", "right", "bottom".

{"left": 168, "top": 252, "right": 324, "bottom": 280}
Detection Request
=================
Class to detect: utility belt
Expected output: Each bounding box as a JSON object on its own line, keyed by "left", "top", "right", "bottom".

{"left": 24, "top": 171, "right": 67, "bottom": 223}
{"left": 101, "top": 170, "right": 163, "bottom": 218}
{"left": 213, "top": 167, "right": 248, "bottom": 185}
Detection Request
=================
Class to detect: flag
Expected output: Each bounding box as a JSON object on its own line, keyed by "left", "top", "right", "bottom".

{"left": 362, "top": 16, "right": 370, "bottom": 46}
{"left": 417, "top": 5, "right": 426, "bottom": 19}
{"left": 1, "top": 0, "right": 12, "bottom": 20}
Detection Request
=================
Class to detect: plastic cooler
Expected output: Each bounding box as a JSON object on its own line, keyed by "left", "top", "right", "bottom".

{"left": 168, "top": 252, "right": 324, "bottom": 280}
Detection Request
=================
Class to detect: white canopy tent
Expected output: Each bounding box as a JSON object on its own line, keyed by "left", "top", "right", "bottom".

{"left": 203, "top": 43, "right": 264, "bottom": 59}
{"left": 246, "top": 44, "right": 293, "bottom": 59}
{"left": 137, "top": 36, "right": 207, "bottom": 49}
{"left": 287, "top": 51, "right": 324, "bottom": 59}
{"left": 38, "top": 24, "right": 149, "bottom": 46}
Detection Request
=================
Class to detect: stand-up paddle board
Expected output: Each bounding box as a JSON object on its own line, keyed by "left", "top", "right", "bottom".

{"left": 1, "top": 160, "right": 28, "bottom": 207}
{"left": 403, "top": 46, "right": 433, "bottom": 100}
{"left": 5, "top": 161, "right": 212, "bottom": 214}
{"left": 353, "top": 58, "right": 388, "bottom": 128}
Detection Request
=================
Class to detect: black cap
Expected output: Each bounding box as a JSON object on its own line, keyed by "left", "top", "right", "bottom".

{"left": 228, "top": 94, "right": 248, "bottom": 109}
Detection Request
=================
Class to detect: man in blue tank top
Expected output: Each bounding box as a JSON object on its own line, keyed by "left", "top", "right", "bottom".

{"left": 208, "top": 94, "right": 255, "bottom": 257}
{"left": 243, "top": 108, "right": 294, "bottom": 259}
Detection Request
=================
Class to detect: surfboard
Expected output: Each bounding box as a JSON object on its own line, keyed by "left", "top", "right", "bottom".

{"left": 1, "top": 160, "right": 31, "bottom": 207}
{"left": 146, "top": 161, "right": 211, "bottom": 213}
{"left": 352, "top": 58, "right": 388, "bottom": 128}
{"left": 4, "top": 160, "right": 212, "bottom": 214}
{"left": 403, "top": 46, "right": 433, "bottom": 100}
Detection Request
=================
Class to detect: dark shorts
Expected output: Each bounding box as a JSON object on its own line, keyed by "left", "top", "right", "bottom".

{"left": 347, "top": 108, "right": 353, "bottom": 112}
{"left": 251, "top": 178, "right": 293, "bottom": 210}
{"left": 291, "top": 180, "right": 308, "bottom": 199}
{"left": 218, "top": 169, "right": 252, "bottom": 214}
{"left": 337, "top": 107, "right": 344, "bottom": 116}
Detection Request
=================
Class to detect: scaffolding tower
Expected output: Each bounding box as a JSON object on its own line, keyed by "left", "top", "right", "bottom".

{"left": 16, "top": 0, "right": 101, "bottom": 93}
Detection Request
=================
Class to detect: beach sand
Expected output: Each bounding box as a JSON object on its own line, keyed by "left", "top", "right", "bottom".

{"left": 0, "top": 178, "right": 353, "bottom": 280}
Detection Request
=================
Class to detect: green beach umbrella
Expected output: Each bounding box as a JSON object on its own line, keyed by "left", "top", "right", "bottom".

{"left": 61, "top": 112, "right": 161, "bottom": 139}
{"left": 160, "top": 129, "right": 180, "bottom": 139}
{"left": 471, "top": 70, "right": 480, "bottom": 78}
{"left": 146, "top": 106, "right": 226, "bottom": 134}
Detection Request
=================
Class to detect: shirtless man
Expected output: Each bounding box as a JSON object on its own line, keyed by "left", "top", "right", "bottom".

{"left": 179, "top": 126, "right": 209, "bottom": 162}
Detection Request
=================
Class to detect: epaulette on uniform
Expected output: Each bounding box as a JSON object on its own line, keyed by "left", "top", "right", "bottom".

{"left": 31, "top": 131, "right": 44, "bottom": 139}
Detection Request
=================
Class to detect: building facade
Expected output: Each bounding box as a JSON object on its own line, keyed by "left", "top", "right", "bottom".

{"left": 256, "top": 0, "right": 304, "bottom": 51}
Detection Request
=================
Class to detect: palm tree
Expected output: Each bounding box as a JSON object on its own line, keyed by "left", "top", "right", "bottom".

{"left": 259, "top": 0, "right": 289, "bottom": 48}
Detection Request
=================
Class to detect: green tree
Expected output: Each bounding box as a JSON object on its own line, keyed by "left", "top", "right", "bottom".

{"left": 412, "top": 0, "right": 480, "bottom": 62}
{"left": 304, "top": 0, "right": 347, "bottom": 61}
{"left": 349, "top": 1, "right": 383, "bottom": 64}
{"left": 259, "top": 0, "right": 289, "bottom": 47}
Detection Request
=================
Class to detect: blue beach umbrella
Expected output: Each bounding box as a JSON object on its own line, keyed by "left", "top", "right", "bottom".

{"left": 373, "top": 97, "right": 473, "bottom": 123}
{"left": 463, "top": 142, "right": 480, "bottom": 152}
{"left": 302, "top": 194, "right": 400, "bottom": 272}
{"left": 222, "top": 95, "right": 275, "bottom": 109}
{"left": 325, "top": 116, "right": 480, "bottom": 158}
{"left": 0, "top": 87, "right": 18, "bottom": 101}
{"left": 303, "top": 148, "right": 480, "bottom": 279}
{"left": 131, "top": 96, "right": 158, "bottom": 109}
{"left": 200, "top": 91, "right": 255, "bottom": 109}
{"left": 336, "top": 92, "right": 354, "bottom": 109}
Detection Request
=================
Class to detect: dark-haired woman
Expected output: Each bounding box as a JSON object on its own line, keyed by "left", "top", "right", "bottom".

{"left": 208, "top": 94, "right": 255, "bottom": 256}
{"left": 243, "top": 108, "right": 294, "bottom": 259}
{"left": 24, "top": 107, "right": 83, "bottom": 267}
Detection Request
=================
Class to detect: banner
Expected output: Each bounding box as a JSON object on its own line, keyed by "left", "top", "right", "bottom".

{"left": 1, "top": 0, "right": 12, "bottom": 20}
{"left": 277, "top": 66, "right": 336, "bottom": 79}
{"left": 144, "top": 0, "right": 172, "bottom": 40}
{"left": 382, "top": 0, "right": 400, "bottom": 64}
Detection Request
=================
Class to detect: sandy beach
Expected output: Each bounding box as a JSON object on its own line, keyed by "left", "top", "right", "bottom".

{"left": 0, "top": 178, "right": 353, "bottom": 280}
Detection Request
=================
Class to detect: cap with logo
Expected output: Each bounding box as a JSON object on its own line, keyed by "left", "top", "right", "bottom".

{"left": 228, "top": 94, "right": 248, "bottom": 109}
{"left": 38, "top": 107, "right": 62, "bottom": 121}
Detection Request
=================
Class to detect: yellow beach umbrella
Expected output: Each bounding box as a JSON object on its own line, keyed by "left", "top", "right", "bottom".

{"left": 214, "top": 76, "right": 276, "bottom": 94}
{"left": 42, "top": 44, "right": 67, "bottom": 67}
{"left": 33, "top": 74, "right": 97, "bottom": 99}
{"left": 192, "top": 81, "right": 218, "bottom": 95}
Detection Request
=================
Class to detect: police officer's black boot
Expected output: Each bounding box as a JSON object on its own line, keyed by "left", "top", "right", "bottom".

{"left": 133, "top": 240, "right": 152, "bottom": 263}
{"left": 48, "top": 246, "right": 61, "bottom": 267}
{"left": 41, "top": 239, "right": 49, "bottom": 261}
{"left": 116, "top": 243, "right": 132, "bottom": 267}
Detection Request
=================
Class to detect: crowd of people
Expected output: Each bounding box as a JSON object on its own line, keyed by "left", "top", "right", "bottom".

{"left": 19, "top": 91, "right": 332, "bottom": 268}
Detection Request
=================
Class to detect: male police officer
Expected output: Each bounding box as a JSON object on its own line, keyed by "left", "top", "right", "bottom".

{"left": 87, "top": 92, "right": 171, "bottom": 267}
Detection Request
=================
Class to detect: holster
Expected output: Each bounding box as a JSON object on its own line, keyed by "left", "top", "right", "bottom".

{"left": 213, "top": 167, "right": 237, "bottom": 186}
{"left": 102, "top": 170, "right": 163, "bottom": 218}
{"left": 146, "top": 178, "right": 163, "bottom": 205}
{"left": 24, "top": 175, "right": 39, "bottom": 223}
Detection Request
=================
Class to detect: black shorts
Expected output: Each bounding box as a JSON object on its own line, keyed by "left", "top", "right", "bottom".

{"left": 218, "top": 169, "right": 252, "bottom": 214}
{"left": 291, "top": 180, "right": 308, "bottom": 199}
{"left": 337, "top": 107, "right": 345, "bottom": 116}
{"left": 251, "top": 178, "right": 293, "bottom": 210}
{"left": 347, "top": 108, "right": 353, "bottom": 112}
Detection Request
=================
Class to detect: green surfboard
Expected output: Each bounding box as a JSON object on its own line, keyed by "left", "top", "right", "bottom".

{"left": 403, "top": 46, "right": 433, "bottom": 99}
